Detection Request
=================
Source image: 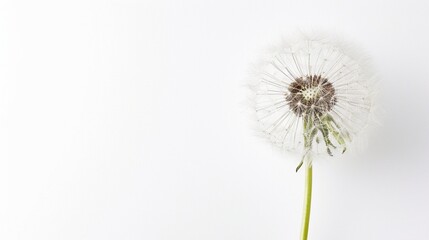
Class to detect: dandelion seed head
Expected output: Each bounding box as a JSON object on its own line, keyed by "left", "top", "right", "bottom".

{"left": 250, "top": 33, "right": 376, "bottom": 156}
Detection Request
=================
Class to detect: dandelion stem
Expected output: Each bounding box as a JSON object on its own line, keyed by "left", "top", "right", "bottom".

{"left": 300, "top": 114, "right": 314, "bottom": 239}
{"left": 300, "top": 163, "right": 313, "bottom": 240}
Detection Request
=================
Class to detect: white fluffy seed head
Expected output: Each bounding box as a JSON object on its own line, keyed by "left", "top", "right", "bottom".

{"left": 248, "top": 33, "right": 377, "bottom": 156}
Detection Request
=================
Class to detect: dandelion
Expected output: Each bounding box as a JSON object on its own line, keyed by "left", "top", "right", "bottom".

{"left": 249, "top": 33, "right": 375, "bottom": 240}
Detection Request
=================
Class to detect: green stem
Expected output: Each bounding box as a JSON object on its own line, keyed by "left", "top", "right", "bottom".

{"left": 300, "top": 164, "right": 313, "bottom": 240}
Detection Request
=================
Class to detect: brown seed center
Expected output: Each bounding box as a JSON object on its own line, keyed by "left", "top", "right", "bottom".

{"left": 286, "top": 75, "right": 336, "bottom": 116}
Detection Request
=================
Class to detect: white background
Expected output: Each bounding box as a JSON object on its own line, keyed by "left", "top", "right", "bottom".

{"left": 1, "top": 0, "right": 429, "bottom": 239}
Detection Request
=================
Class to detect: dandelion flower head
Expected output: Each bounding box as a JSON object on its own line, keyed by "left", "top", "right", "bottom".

{"left": 252, "top": 34, "right": 374, "bottom": 157}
